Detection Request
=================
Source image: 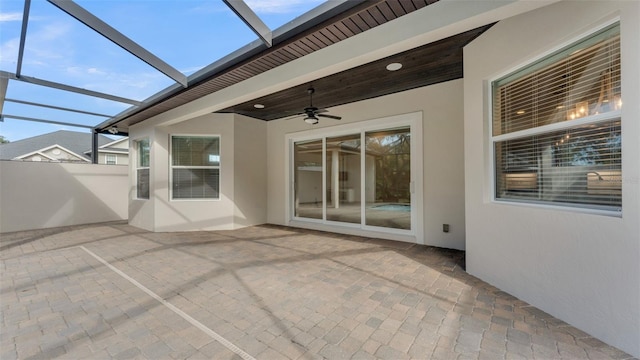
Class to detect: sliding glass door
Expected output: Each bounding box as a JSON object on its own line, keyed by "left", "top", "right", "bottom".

{"left": 364, "top": 128, "right": 411, "bottom": 230}
{"left": 291, "top": 118, "right": 417, "bottom": 235}
{"left": 293, "top": 139, "right": 323, "bottom": 220}
{"left": 326, "top": 134, "right": 361, "bottom": 224}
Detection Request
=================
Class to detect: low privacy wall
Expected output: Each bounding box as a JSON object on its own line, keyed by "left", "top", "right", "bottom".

{"left": 0, "top": 161, "right": 128, "bottom": 233}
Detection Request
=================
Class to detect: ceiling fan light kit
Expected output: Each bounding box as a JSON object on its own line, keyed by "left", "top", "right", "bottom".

{"left": 304, "top": 116, "right": 319, "bottom": 125}
{"left": 292, "top": 87, "right": 342, "bottom": 125}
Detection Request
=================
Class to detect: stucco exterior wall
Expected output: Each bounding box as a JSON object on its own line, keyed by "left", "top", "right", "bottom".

{"left": 233, "top": 115, "right": 268, "bottom": 227}
{"left": 267, "top": 80, "right": 466, "bottom": 249}
{"left": 0, "top": 161, "right": 128, "bottom": 233}
{"left": 464, "top": 1, "right": 640, "bottom": 357}
{"left": 152, "top": 113, "right": 236, "bottom": 232}
{"left": 128, "top": 113, "right": 267, "bottom": 232}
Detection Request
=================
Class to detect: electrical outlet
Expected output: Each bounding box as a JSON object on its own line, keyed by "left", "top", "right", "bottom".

{"left": 443, "top": 224, "right": 450, "bottom": 233}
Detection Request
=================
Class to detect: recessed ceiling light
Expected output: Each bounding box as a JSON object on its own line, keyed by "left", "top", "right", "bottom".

{"left": 254, "top": 104, "right": 265, "bottom": 109}
{"left": 386, "top": 62, "right": 402, "bottom": 71}
{"left": 516, "top": 110, "right": 526, "bottom": 115}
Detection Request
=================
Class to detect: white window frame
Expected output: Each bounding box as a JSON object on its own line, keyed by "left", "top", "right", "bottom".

{"left": 169, "top": 134, "right": 221, "bottom": 201}
{"left": 285, "top": 112, "right": 424, "bottom": 243}
{"left": 134, "top": 138, "right": 150, "bottom": 200}
{"left": 489, "top": 20, "right": 622, "bottom": 216}
{"left": 105, "top": 153, "right": 117, "bottom": 165}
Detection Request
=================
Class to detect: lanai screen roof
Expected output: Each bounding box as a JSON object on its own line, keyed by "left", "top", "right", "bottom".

{"left": 1, "top": 1, "right": 477, "bottom": 143}
{"left": 0, "top": 0, "right": 355, "bottom": 140}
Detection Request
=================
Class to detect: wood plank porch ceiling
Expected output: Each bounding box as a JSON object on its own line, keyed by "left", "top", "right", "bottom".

{"left": 110, "top": 0, "right": 491, "bottom": 130}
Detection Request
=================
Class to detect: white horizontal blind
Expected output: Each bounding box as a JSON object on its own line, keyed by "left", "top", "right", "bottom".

{"left": 136, "top": 139, "right": 150, "bottom": 199}
{"left": 492, "top": 23, "right": 621, "bottom": 211}
{"left": 171, "top": 136, "right": 220, "bottom": 199}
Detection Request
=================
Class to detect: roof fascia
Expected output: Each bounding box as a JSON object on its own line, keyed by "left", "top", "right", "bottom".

{"left": 14, "top": 151, "right": 57, "bottom": 161}
{"left": 99, "top": 137, "right": 128, "bottom": 148}
{"left": 94, "top": 0, "right": 363, "bottom": 132}
{"left": 14, "top": 144, "right": 90, "bottom": 162}
{"left": 132, "top": 0, "right": 555, "bottom": 128}
{"left": 85, "top": 149, "right": 128, "bottom": 154}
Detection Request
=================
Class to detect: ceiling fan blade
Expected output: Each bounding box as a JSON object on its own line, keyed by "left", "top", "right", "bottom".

{"left": 317, "top": 113, "right": 342, "bottom": 120}
{"left": 281, "top": 113, "right": 303, "bottom": 121}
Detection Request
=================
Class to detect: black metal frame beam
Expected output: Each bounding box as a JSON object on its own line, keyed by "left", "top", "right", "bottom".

{"left": 0, "top": 71, "right": 142, "bottom": 105}
{"left": 47, "top": 0, "right": 188, "bottom": 87}
{"left": 4, "top": 98, "right": 112, "bottom": 118}
{"left": 16, "top": 0, "right": 31, "bottom": 77}
{"left": 223, "top": 0, "right": 272, "bottom": 47}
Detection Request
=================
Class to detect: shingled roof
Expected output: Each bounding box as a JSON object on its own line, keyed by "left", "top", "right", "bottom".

{"left": 0, "top": 130, "right": 113, "bottom": 161}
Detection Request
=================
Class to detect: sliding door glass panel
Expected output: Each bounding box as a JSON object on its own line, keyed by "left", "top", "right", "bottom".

{"left": 365, "top": 127, "right": 411, "bottom": 230}
{"left": 326, "top": 134, "right": 361, "bottom": 224}
{"left": 294, "top": 139, "right": 323, "bottom": 219}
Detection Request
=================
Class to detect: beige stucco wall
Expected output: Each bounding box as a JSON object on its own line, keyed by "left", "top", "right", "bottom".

{"left": 233, "top": 115, "right": 268, "bottom": 227}
{"left": 128, "top": 113, "right": 267, "bottom": 232}
{"left": 464, "top": 1, "right": 640, "bottom": 357}
{"left": 0, "top": 161, "right": 128, "bottom": 233}
{"left": 266, "top": 80, "right": 466, "bottom": 249}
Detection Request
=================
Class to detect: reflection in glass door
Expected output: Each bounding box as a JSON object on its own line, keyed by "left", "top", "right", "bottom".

{"left": 326, "top": 134, "right": 361, "bottom": 224}
{"left": 365, "top": 128, "right": 411, "bottom": 230}
{"left": 291, "top": 124, "right": 413, "bottom": 232}
{"left": 294, "top": 139, "right": 323, "bottom": 219}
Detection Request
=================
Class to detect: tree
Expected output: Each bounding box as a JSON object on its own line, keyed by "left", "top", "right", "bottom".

{"left": 0, "top": 135, "right": 9, "bottom": 144}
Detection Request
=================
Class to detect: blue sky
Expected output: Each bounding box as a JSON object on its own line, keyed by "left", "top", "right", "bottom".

{"left": 0, "top": 0, "right": 325, "bottom": 141}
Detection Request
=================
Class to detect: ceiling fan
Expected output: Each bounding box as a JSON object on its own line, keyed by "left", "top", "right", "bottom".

{"left": 292, "top": 87, "right": 342, "bottom": 124}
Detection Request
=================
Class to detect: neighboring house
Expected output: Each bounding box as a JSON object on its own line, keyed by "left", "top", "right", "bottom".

{"left": 0, "top": 130, "right": 128, "bottom": 164}
{"left": 83, "top": 136, "right": 129, "bottom": 165}
{"left": 118, "top": 1, "right": 639, "bottom": 357}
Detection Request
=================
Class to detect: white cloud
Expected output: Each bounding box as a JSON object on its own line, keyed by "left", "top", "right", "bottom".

{"left": 0, "top": 37, "right": 19, "bottom": 65}
{"left": 22, "top": 22, "right": 73, "bottom": 64}
{"left": 87, "top": 67, "right": 106, "bottom": 75}
{"left": 0, "top": 18, "right": 67, "bottom": 68}
{"left": 0, "top": 12, "right": 22, "bottom": 22}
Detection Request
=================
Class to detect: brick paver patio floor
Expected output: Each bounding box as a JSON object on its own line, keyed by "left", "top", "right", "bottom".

{"left": 0, "top": 221, "right": 634, "bottom": 359}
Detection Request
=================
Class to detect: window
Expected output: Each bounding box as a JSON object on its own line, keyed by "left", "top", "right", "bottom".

{"left": 136, "top": 139, "right": 150, "bottom": 199}
{"left": 492, "top": 23, "right": 621, "bottom": 212}
{"left": 105, "top": 154, "right": 117, "bottom": 165}
{"left": 171, "top": 135, "right": 220, "bottom": 200}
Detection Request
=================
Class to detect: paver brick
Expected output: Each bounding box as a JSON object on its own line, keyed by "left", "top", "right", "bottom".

{"left": 1, "top": 222, "right": 634, "bottom": 360}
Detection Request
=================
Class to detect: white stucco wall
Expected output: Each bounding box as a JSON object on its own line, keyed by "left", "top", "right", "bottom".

{"left": 0, "top": 161, "right": 128, "bottom": 233}
{"left": 267, "top": 80, "right": 466, "bottom": 249}
{"left": 233, "top": 115, "right": 268, "bottom": 227}
{"left": 464, "top": 1, "right": 639, "bottom": 357}
{"left": 128, "top": 113, "right": 267, "bottom": 232}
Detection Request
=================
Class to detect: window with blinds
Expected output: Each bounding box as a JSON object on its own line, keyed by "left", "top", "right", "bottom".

{"left": 136, "top": 138, "right": 150, "bottom": 200}
{"left": 491, "top": 23, "right": 621, "bottom": 212}
{"left": 171, "top": 135, "right": 220, "bottom": 200}
{"left": 105, "top": 154, "right": 117, "bottom": 165}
